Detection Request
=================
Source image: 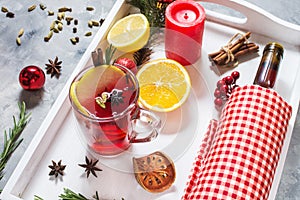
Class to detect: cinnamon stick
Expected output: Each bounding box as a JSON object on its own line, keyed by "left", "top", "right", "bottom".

{"left": 214, "top": 32, "right": 251, "bottom": 65}
{"left": 208, "top": 32, "right": 259, "bottom": 66}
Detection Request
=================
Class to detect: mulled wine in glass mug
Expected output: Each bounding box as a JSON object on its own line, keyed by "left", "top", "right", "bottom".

{"left": 69, "top": 63, "right": 161, "bottom": 156}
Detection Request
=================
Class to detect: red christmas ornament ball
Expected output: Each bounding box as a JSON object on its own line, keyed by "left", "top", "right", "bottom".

{"left": 19, "top": 65, "right": 45, "bottom": 90}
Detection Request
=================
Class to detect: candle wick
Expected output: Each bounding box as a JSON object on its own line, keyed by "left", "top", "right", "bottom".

{"left": 184, "top": 13, "right": 188, "bottom": 20}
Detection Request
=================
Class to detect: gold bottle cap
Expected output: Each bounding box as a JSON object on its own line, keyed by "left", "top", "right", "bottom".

{"left": 264, "top": 42, "right": 284, "bottom": 56}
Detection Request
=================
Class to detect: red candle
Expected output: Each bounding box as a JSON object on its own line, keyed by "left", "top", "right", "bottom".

{"left": 165, "top": 0, "right": 205, "bottom": 66}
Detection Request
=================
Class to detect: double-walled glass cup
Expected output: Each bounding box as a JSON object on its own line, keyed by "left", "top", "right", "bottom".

{"left": 69, "top": 64, "right": 161, "bottom": 156}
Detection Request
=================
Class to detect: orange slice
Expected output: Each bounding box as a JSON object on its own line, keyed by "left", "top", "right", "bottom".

{"left": 136, "top": 58, "right": 191, "bottom": 112}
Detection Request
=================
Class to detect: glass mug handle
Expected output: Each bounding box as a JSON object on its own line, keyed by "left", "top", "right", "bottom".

{"left": 129, "top": 108, "right": 161, "bottom": 143}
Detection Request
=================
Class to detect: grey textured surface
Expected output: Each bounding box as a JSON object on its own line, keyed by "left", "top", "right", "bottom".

{"left": 0, "top": 0, "right": 299, "bottom": 199}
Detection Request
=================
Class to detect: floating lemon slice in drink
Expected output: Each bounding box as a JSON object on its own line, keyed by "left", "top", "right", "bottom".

{"left": 107, "top": 13, "right": 150, "bottom": 52}
{"left": 69, "top": 65, "right": 126, "bottom": 116}
{"left": 136, "top": 58, "right": 191, "bottom": 112}
{"left": 70, "top": 81, "right": 90, "bottom": 116}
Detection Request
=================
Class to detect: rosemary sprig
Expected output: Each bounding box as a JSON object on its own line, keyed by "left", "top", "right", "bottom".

{"left": 36, "top": 188, "right": 125, "bottom": 200}
{"left": 105, "top": 44, "right": 117, "bottom": 65}
{"left": 59, "top": 188, "right": 99, "bottom": 200}
{"left": 34, "top": 195, "right": 44, "bottom": 200}
{"left": 0, "top": 102, "right": 30, "bottom": 183}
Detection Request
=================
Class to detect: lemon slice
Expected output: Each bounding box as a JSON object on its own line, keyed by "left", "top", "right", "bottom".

{"left": 107, "top": 13, "right": 150, "bottom": 52}
{"left": 70, "top": 65, "right": 125, "bottom": 116}
{"left": 136, "top": 58, "right": 191, "bottom": 112}
{"left": 69, "top": 81, "right": 90, "bottom": 116}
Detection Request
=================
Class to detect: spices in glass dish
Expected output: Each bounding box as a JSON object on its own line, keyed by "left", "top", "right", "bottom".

{"left": 253, "top": 42, "right": 284, "bottom": 88}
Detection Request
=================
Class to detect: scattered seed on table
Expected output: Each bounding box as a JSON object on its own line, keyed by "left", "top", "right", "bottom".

{"left": 39, "top": 4, "right": 47, "bottom": 10}
{"left": 57, "top": 23, "right": 63, "bottom": 31}
{"left": 44, "top": 31, "right": 53, "bottom": 42}
{"left": 18, "top": 28, "right": 24, "bottom": 37}
{"left": 1, "top": 6, "right": 8, "bottom": 13}
{"left": 65, "top": 16, "right": 73, "bottom": 25}
{"left": 16, "top": 37, "right": 21, "bottom": 46}
{"left": 88, "top": 20, "right": 93, "bottom": 28}
{"left": 75, "top": 37, "right": 79, "bottom": 43}
{"left": 91, "top": 20, "right": 99, "bottom": 26}
{"left": 74, "top": 19, "right": 78, "bottom": 25}
{"left": 48, "top": 10, "right": 54, "bottom": 16}
{"left": 28, "top": 5, "right": 36, "bottom": 12}
{"left": 53, "top": 27, "right": 59, "bottom": 33}
{"left": 85, "top": 31, "right": 92, "bottom": 37}
{"left": 50, "top": 21, "right": 55, "bottom": 30}
{"left": 58, "top": 7, "right": 72, "bottom": 12}
{"left": 6, "top": 12, "right": 14, "bottom": 18}
{"left": 57, "top": 12, "right": 65, "bottom": 20}
{"left": 86, "top": 6, "right": 94, "bottom": 11}
{"left": 73, "top": 27, "right": 77, "bottom": 33}
{"left": 70, "top": 37, "right": 77, "bottom": 45}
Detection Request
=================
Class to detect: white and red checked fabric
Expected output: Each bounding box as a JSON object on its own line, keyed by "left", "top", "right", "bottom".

{"left": 183, "top": 85, "right": 292, "bottom": 200}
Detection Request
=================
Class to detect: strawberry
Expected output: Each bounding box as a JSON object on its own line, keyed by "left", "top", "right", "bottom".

{"left": 114, "top": 57, "right": 137, "bottom": 74}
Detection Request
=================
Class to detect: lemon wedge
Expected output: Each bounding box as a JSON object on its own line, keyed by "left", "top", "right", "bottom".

{"left": 69, "top": 81, "right": 90, "bottom": 116}
{"left": 107, "top": 13, "right": 150, "bottom": 52}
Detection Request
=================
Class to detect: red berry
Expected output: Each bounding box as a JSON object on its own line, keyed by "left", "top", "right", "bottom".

{"left": 19, "top": 65, "right": 45, "bottom": 90}
{"left": 220, "top": 84, "right": 229, "bottom": 95}
{"left": 224, "top": 76, "right": 234, "bottom": 85}
{"left": 114, "top": 57, "right": 137, "bottom": 74}
{"left": 231, "top": 71, "right": 240, "bottom": 80}
{"left": 214, "top": 89, "right": 221, "bottom": 98}
{"left": 214, "top": 98, "right": 223, "bottom": 107}
{"left": 216, "top": 80, "right": 226, "bottom": 88}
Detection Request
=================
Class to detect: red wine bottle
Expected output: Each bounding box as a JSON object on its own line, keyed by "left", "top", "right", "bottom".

{"left": 253, "top": 42, "right": 284, "bottom": 88}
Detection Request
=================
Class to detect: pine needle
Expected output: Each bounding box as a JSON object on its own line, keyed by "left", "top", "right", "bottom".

{"left": 126, "top": 0, "right": 173, "bottom": 28}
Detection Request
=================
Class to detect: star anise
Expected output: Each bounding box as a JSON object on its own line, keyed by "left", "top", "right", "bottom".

{"left": 110, "top": 89, "right": 124, "bottom": 106}
{"left": 48, "top": 160, "right": 66, "bottom": 177}
{"left": 45, "top": 56, "right": 62, "bottom": 78}
{"left": 78, "top": 156, "right": 102, "bottom": 178}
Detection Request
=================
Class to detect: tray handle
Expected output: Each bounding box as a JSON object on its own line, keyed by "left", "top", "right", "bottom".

{"left": 197, "top": 0, "right": 300, "bottom": 45}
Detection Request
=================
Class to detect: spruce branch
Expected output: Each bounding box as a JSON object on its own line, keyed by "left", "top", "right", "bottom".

{"left": 0, "top": 102, "right": 30, "bottom": 182}
{"left": 126, "top": 0, "right": 174, "bottom": 28}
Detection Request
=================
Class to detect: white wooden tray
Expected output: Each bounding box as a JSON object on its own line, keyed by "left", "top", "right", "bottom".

{"left": 2, "top": 0, "right": 300, "bottom": 199}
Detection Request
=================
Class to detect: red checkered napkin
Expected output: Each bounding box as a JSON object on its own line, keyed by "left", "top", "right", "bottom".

{"left": 182, "top": 85, "right": 292, "bottom": 200}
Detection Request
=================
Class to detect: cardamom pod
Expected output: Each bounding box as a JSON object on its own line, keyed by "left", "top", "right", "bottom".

{"left": 39, "top": 4, "right": 47, "bottom": 10}
{"left": 44, "top": 31, "right": 53, "bottom": 42}
{"left": 70, "top": 37, "right": 77, "bottom": 45}
{"left": 57, "top": 23, "right": 63, "bottom": 31}
{"left": 86, "top": 6, "right": 94, "bottom": 11}
{"left": 58, "top": 7, "right": 72, "bottom": 12}
{"left": 53, "top": 27, "right": 59, "bottom": 33}
{"left": 88, "top": 21, "right": 93, "bottom": 28}
{"left": 92, "top": 20, "right": 99, "bottom": 26}
{"left": 85, "top": 32, "right": 92, "bottom": 37}
{"left": 1, "top": 6, "right": 8, "bottom": 13}
{"left": 57, "top": 12, "right": 65, "bottom": 20}
{"left": 50, "top": 21, "right": 55, "bottom": 30}
{"left": 28, "top": 5, "right": 36, "bottom": 12}
{"left": 48, "top": 10, "right": 54, "bottom": 16}
{"left": 16, "top": 37, "right": 21, "bottom": 46}
{"left": 18, "top": 28, "right": 24, "bottom": 37}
